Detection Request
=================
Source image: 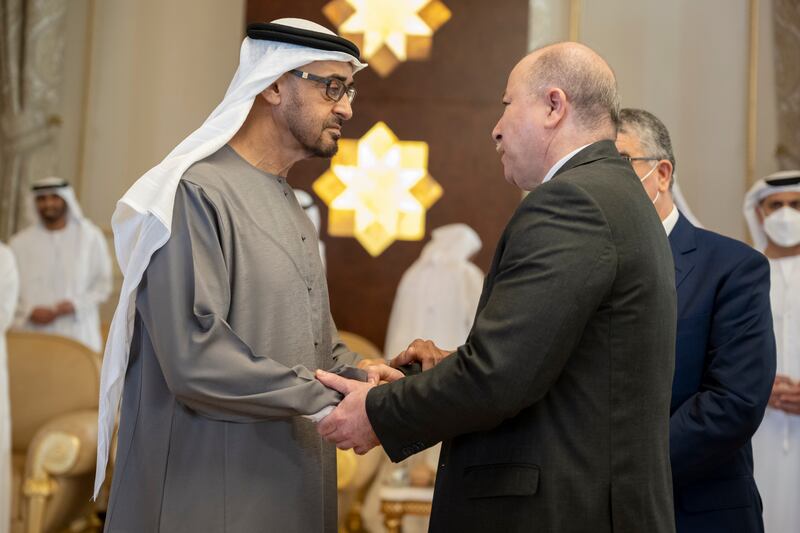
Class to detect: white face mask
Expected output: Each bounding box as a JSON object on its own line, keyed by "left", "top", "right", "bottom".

{"left": 763, "top": 206, "right": 800, "bottom": 247}
{"left": 640, "top": 163, "right": 660, "bottom": 205}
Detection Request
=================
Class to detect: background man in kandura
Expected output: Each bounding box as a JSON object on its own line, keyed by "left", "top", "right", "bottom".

{"left": 746, "top": 170, "right": 800, "bottom": 532}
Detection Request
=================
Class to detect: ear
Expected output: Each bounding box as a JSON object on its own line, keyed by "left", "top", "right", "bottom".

{"left": 656, "top": 160, "right": 673, "bottom": 192}
{"left": 755, "top": 205, "right": 765, "bottom": 224}
{"left": 543, "top": 88, "right": 567, "bottom": 129}
{"left": 261, "top": 81, "right": 282, "bottom": 106}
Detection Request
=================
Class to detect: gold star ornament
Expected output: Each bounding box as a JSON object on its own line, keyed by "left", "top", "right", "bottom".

{"left": 313, "top": 122, "right": 443, "bottom": 257}
{"left": 323, "top": 0, "right": 452, "bottom": 77}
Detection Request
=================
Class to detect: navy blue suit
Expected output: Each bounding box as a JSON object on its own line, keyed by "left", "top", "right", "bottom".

{"left": 668, "top": 213, "right": 776, "bottom": 533}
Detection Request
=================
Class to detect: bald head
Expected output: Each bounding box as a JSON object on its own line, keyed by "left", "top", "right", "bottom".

{"left": 523, "top": 42, "right": 619, "bottom": 135}
{"left": 492, "top": 42, "right": 620, "bottom": 190}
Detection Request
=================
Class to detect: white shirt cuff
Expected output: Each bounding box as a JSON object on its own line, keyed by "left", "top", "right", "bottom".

{"left": 303, "top": 405, "right": 334, "bottom": 423}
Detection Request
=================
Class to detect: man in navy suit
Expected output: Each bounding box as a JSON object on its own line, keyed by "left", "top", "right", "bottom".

{"left": 617, "top": 108, "right": 777, "bottom": 533}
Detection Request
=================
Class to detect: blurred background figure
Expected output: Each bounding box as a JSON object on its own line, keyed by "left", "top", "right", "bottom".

{"left": 363, "top": 223, "right": 483, "bottom": 533}
{"left": 0, "top": 243, "right": 19, "bottom": 533}
{"left": 745, "top": 170, "right": 800, "bottom": 533}
{"left": 383, "top": 224, "right": 484, "bottom": 358}
{"left": 8, "top": 177, "right": 112, "bottom": 353}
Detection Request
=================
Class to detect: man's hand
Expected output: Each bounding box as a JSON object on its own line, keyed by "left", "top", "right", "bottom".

{"left": 771, "top": 375, "right": 800, "bottom": 415}
{"left": 55, "top": 300, "right": 75, "bottom": 316}
{"left": 316, "top": 369, "right": 380, "bottom": 454}
{"left": 356, "top": 358, "right": 404, "bottom": 383}
{"left": 390, "top": 339, "right": 454, "bottom": 371}
{"left": 29, "top": 306, "right": 57, "bottom": 325}
{"left": 768, "top": 375, "right": 791, "bottom": 409}
{"left": 364, "top": 363, "right": 404, "bottom": 384}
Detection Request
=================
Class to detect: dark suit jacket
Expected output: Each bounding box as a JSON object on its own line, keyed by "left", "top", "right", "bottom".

{"left": 668, "top": 214, "right": 775, "bottom": 533}
{"left": 366, "top": 141, "right": 678, "bottom": 533}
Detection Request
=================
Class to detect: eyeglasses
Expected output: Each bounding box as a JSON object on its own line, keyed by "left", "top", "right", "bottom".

{"left": 289, "top": 69, "right": 357, "bottom": 104}
{"left": 621, "top": 156, "right": 661, "bottom": 163}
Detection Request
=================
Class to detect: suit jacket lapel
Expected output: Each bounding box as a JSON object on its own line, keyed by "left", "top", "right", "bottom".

{"left": 668, "top": 213, "right": 696, "bottom": 289}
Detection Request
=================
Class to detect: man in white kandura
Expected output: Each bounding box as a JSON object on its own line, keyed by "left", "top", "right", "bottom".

{"left": 9, "top": 177, "right": 112, "bottom": 352}
{"left": 746, "top": 170, "right": 800, "bottom": 532}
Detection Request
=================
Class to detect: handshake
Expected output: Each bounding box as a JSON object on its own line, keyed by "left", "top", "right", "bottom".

{"left": 360, "top": 339, "right": 455, "bottom": 384}
{"left": 314, "top": 339, "right": 454, "bottom": 454}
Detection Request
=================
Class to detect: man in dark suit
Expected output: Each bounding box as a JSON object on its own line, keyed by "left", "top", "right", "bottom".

{"left": 316, "top": 43, "right": 677, "bottom": 532}
{"left": 616, "top": 108, "right": 776, "bottom": 533}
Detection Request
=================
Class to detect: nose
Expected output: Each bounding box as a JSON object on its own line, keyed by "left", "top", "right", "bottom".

{"left": 38, "top": 196, "right": 57, "bottom": 208}
{"left": 492, "top": 122, "right": 502, "bottom": 143}
{"left": 333, "top": 96, "right": 353, "bottom": 121}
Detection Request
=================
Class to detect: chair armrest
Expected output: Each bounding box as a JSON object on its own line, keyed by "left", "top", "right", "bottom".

{"left": 20, "top": 410, "right": 98, "bottom": 533}
{"left": 25, "top": 409, "right": 98, "bottom": 482}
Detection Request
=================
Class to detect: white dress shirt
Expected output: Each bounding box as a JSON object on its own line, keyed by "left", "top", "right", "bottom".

{"left": 541, "top": 144, "right": 591, "bottom": 186}
{"left": 662, "top": 205, "right": 679, "bottom": 235}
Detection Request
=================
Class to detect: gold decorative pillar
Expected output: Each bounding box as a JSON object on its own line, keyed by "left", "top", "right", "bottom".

{"left": 746, "top": 0, "right": 759, "bottom": 189}
{"left": 568, "top": 0, "right": 581, "bottom": 41}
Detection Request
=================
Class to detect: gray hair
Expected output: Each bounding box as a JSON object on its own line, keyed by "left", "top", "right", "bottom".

{"left": 527, "top": 44, "right": 620, "bottom": 134}
{"left": 618, "top": 108, "right": 676, "bottom": 179}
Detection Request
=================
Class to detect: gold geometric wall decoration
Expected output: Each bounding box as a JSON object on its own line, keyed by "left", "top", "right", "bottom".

{"left": 323, "top": 0, "right": 452, "bottom": 77}
{"left": 313, "top": 122, "right": 443, "bottom": 256}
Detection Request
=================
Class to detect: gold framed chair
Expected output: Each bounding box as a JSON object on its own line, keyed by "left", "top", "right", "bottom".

{"left": 7, "top": 331, "right": 101, "bottom": 533}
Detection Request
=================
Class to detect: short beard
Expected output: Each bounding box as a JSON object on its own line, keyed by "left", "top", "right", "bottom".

{"left": 285, "top": 89, "right": 341, "bottom": 159}
{"left": 305, "top": 129, "right": 339, "bottom": 158}
{"left": 37, "top": 204, "right": 68, "bottom": 225}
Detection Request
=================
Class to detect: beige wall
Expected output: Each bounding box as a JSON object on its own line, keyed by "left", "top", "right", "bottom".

{"left": 71, "top": 0, "right": 246, "bottom": 228}
{"left": 56, "top": 0, "right": 246, "bottom": 228}
{"left": 530, "top": 0, "right": 778, "bottom": 241}
{"left": 56, "top": 0, "right": 245, "bottom": 320}
{"left": 528, "top": 0, "right": 572, "bottom": 49}
{"left": 57, "top": 0, "right": 92, "bottom": 193}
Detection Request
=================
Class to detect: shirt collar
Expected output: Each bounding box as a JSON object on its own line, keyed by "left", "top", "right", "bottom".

{"left": 663, "top": 205, "right": 679, "bottom": 235}
{"left": 541, "top": 144, "right": 591, "bottom": 185}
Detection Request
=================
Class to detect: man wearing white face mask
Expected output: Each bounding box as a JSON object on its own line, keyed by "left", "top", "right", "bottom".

{"left": 618, "top": 108, "right": 776, "bottom": 533}
{"left": 746, "top": 170, "right": 800, "bottom": 533}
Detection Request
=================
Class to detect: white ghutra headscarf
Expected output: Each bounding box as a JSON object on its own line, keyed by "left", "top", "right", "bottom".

{"left": 26, "top": 177, "right": 86, "bottom": 227}
{"left": 94, "top": 18, "right": 366, "bottom": 497}
{"left": 744, "top": 170, "right": 800, "bottom": 252}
